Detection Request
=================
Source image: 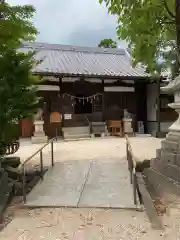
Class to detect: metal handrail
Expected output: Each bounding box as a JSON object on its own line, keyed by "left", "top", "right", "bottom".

{"left": 84, "top": 115, "right": 90, "bottom": 125}
{"left": 125, "top": 134, "right": 142, "bottom": 206}
{"left": 21, "top": 137, "right": 56, "bottom": 203}
{"left": 84, "top": 115, "right": 92, "bottom": 133}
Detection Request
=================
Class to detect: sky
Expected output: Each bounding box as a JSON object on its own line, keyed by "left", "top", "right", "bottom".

{"left": 7, "top": 0, "right": 127, "bottom": 48}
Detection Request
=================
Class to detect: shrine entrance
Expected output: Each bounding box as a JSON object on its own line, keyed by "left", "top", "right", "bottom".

{"left": 74, "top": 94, "right": 92, "bottom": 114}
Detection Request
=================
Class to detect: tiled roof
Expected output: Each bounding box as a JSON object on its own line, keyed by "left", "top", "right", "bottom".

{"left": 21, "top": 42, "right": 148, "bottom": 78}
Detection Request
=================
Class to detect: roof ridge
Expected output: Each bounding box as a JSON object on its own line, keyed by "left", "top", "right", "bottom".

{"left": 22, "top": 41, "right": 126, "bottom": 55}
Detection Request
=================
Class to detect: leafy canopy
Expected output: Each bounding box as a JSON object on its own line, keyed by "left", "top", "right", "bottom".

{"left": 99, "top": 0, "right": 176, "bottom": 76}
{"left": 98, "top": 38, "right": 117, "bottom": 48}
{"left": 0, "top": 1, "right": 37, "bottom": 52}
{"left": 0, "top": 2, "right": 39, "bottom": 152}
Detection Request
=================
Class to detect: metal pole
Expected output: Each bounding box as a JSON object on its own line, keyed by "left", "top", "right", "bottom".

{"left": 51, "top": 141, "right": 54, "bottom": 166}
{"left": 133, "top": 172, "right": 137, "bottom": 205}
{"left": 40, "top": 150, "right": 43, "bottom": 179}
{"left": 22, "top": 166, "right": 26, "bottom": 203}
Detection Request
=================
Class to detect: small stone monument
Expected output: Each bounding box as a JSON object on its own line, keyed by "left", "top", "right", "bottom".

{"left": 123, "top": 109, "right": 133, "bottom": 135}
{"left": 152, "top": 75, "right": 180, "bottom": 181}
{"left": 31, "top": 108, "right": 48, "bottom": 144}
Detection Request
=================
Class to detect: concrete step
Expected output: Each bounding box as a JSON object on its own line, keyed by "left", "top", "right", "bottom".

{"left": 63, "top": 133, "right": 91, "bottom": 140}
{"left": 62, "top": 126, "right": 90, "bottom": 135}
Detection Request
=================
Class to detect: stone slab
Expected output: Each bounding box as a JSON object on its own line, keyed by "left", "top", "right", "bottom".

{"left": 136, "top": 172, "right": 164, "bottom": 230}
{"left": 31, "top": 136, "right": 48, "bottom": 144}
{"left": 161, "top": 140, "right": 179, "bottom": 152}
{"left": 25, "top": 160, "right": 91, "bottom": 207}
{"left": 161, "top": 151, "right": 177, "bottom": 165}
{"left": 78, "top": 159, "right": 135, "bottom": 208}
{"left": 25, "top": 158, "right": 136, "bottom": 209}
{"left": 151, "top": 161, "right": 180, "bottom": 183}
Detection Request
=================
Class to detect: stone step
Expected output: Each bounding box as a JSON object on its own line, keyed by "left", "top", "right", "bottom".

{"left": 62, "top": 126, "right": 90, "bottom": 135}
{"left": 64, "top": 133, "right": 91, "bottom": 140}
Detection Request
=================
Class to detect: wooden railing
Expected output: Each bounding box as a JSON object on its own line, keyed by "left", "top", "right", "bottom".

{"left": 21, "top": 138, "right": 56, "bottom": 203}
{"left": 125, "top": 134, "right": 143, "bottom": 206}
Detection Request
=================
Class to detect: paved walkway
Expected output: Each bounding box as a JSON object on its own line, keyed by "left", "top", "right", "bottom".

{"left": 15, "top": 136, "right": 161, "bottom": 208}
{"left": 0, "top": 136, "right": 170, "bottom": 240}
{"left": 25, "top": 158, "right": 135, "bottom": 209}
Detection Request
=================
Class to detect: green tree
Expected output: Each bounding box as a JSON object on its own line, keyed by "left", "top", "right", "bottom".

{"left": 99, "top": 0, "right": 178, "bottom": 77}
{"left": 0, "top": 2, "right": 39, "bottom": 154}
{"left": 98, "top": 38, "right": 117, "bottom": 48}
{"left": 0, "top": 1, "right": 37, "bottom": 52}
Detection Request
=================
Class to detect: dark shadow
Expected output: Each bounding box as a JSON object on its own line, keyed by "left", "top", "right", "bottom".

{"left": 74, "top": 94, "right": 92, "bottom": 114}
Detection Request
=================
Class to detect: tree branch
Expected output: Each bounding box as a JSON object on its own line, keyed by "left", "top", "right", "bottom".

{"left": 163, "top": 20, "right": 176, "bottom": 24}
{"left": 163, "top": 0, "right": 175, "bottom": 19}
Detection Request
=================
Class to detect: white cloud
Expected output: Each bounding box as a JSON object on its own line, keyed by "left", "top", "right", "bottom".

{"left": 7, "top": 0, "right": 123, "bottom": 47}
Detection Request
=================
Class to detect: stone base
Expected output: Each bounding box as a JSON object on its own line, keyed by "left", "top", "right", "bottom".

{"left": 152, "top": 130, "right": 180, "bottom": 183}
{"left": 31, "top": 135, "right": 48, "bottom": 144}
{"left": 165, "top": 131, "right": 180, "bottom": 142}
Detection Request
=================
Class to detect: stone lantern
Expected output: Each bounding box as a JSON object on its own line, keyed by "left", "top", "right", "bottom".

{"left": 152, "top": 75, "right": 180, "bottom": 181}
{"left": 161, "top": 75, "right": 180, "bottom": 142}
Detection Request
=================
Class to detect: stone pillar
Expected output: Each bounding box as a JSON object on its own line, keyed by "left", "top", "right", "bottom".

{"left": 31, "top": 108, "right": 48, "bottom": 144}
{"left": 123, "top": 118, "right": 133, "bottom": 135}
{"left": 31, "top": 120, "right": 48, "bottom": 144}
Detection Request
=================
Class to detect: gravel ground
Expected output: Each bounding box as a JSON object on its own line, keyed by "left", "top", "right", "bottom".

{"left": 13, "top": 136, "right": 162, "bottom": 167}
{"left": 1, "top": 205, "right": 163, "bottom": 240}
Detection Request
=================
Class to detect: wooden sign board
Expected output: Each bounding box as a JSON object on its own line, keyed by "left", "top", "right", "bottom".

{"left": 50, "top": 112, "right": 62, "bottom": 123}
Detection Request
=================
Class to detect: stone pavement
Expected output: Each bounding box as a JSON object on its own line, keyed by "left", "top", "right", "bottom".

{"left": 1, "top": 136, "right": 169, "bottom": 240}
{"left": 25, "top": 158, "right": 135, "bottom": 209}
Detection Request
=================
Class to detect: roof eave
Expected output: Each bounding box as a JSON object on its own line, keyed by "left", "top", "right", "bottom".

{"left": 33, "top": 71, "right": 150, "bottom": 81}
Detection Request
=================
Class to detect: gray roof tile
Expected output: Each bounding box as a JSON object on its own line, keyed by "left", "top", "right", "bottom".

{"left": 21, "top": 42, "right": 148, "bottom": 78}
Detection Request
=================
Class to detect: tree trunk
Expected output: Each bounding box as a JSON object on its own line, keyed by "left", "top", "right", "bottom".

{"left": 176, "top": 0, "right": 180, "bottom": 74}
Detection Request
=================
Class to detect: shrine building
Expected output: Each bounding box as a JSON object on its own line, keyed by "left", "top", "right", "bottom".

{"left": 19, "top": 42, "right": 177, "bottom": 139}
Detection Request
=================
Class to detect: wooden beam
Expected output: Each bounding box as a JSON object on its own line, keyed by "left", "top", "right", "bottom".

{"left": 104, "top": 86, "right": 135, "bottom": 92}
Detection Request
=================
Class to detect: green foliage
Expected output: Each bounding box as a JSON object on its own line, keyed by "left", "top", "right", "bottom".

{"left": 0, "top": 49, "right": 40, "bottom": 154}
{"left": 99, "top": 0, "right": 176, "bottom": 76}
{"left": 0, "top": 2, "right": 39, "bottom": 154}
{"left": 98, "top": 38, "right": 117, "bottom": 48}
{"left": 0, "top": 2, "right": 37, "bottom": 52}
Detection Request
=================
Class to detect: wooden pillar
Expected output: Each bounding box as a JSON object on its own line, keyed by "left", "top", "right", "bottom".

{"left": 101, "top": 79, "right": 105, "bottom": 121}
{"left": 59, "top": 77, "right": 63, "bottom": 128}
